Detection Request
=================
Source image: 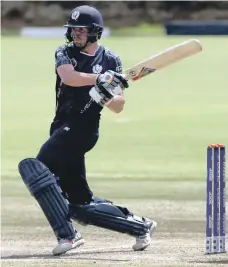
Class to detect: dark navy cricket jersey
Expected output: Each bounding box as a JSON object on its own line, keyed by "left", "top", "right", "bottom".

{"left": 53, "top": 43, "right": 122, "bottom": 131}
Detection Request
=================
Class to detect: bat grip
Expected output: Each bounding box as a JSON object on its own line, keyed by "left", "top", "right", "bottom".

{"left": 121, "top": 74, "right": 128, "bottom": 80}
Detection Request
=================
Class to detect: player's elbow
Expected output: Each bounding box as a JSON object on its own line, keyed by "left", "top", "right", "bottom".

{"left": 57, "top": 65, "right": 76, "bottom": 86}
{"left": 107, "top": 96, "right": 125, "bottom": 113}
{"left": 115, "top": 100, "right": 125, "bottom": 113}
{"left": 61, "top": 73, "right": 74, "bottom": 86}
{"left": 113, "top": 107, "right": 124, "bottom": 114}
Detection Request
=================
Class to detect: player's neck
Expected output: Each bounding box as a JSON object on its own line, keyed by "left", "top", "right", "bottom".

{"left": 82, "top": 42, "right": 99, "bottom": 55}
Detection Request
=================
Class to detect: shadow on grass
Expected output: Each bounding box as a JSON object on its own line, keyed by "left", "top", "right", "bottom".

{"left": 1, "top": 248, "right": 132, "bottom": 262}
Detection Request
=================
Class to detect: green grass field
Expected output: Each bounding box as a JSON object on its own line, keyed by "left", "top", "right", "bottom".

{"left": 2, "top": 36, "right": 228, "bottom": 266}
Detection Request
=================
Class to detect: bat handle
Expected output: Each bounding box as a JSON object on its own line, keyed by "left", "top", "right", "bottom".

{"left": 121, "top": 74, "right": 128, "bottom": 80}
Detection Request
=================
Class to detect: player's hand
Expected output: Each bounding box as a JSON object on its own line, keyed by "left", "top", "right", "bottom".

{"left": 96, "top": 70, "right": 129, "bottom": 91}
{"left": 89, "top": 85, "right": 115, "bottom": 107}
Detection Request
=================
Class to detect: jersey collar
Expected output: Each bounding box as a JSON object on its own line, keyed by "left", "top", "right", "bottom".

{"left": 80, "top": 45, "right": 101, "bottom": 57}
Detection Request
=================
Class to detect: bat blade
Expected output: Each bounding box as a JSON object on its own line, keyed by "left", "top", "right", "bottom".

{"left": 124, "top": 39, "right": 202, "bottom": 81}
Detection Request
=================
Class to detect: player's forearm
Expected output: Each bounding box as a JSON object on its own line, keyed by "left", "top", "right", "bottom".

{"left": 106, "top": 95, "right": 125, "bottom": 113}
{"left": 62, "top": 71, "right": 98, "bottom": 87}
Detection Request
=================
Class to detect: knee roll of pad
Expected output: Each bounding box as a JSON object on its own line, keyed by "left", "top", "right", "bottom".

{"left": 18, "top": 158, "right": 57, "bottom": 196}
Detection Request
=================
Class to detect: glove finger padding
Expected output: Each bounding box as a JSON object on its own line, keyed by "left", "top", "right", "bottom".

{"left": 96, "top": 71, "right": 115, "bottom": 88}
{"left": 111, "top": 79, "right": 119, "bottom": 88}
{"left": 116, "top": 74, "right": 129, "bottom": 89}
{"left": 89, "top": 85, "right": 114, "bottom": 107}
{"left": 96, "top": 71, "right": 129, "bottom": 90}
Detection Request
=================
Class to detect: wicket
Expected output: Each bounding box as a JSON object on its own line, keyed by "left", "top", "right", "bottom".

{"left": 206, "top": 144, "right": 226, "bottom": 254}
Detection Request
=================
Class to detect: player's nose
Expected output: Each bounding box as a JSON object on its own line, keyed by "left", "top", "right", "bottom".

{"left": 72, "top": 28, "right": 80, "bottom": 34}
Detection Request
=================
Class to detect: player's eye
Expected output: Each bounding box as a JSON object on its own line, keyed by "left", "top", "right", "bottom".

{"left": 79, "top": 28, "right": 85, "bottom": 33}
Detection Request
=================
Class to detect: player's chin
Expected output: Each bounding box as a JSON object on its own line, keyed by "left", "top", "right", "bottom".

{"left": 74, "top": 40, "right": 86, "bottom": 48}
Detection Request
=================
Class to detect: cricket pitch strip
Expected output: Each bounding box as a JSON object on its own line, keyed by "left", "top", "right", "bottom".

{"left": 1, "top": 199, "right": 228, "bottom": 267}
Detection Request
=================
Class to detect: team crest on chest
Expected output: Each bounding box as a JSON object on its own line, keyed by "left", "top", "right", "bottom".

{"left": 92, "top": 64, "right": 102, "bottom": 74}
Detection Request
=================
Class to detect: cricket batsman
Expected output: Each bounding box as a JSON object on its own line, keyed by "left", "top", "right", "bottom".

{"left": 18, "top": 5, "right": 157, "bottom": 256}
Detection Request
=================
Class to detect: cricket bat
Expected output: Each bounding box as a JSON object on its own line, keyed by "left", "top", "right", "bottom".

{"left": 123, "top": 39, "right": 202, "bottom": 81}
{"left": 89, "top": 39, "right": 202, "bottom": 105}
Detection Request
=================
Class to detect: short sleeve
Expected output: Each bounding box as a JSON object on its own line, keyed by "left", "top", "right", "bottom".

{"left": 55, "top": 45, "right": 72, "bottom": 69}
{"left": 105, "top": 49, "right": 123, "bottom": 74}
{"left": 114, "top": 56, "right": 123, "bottom": 74}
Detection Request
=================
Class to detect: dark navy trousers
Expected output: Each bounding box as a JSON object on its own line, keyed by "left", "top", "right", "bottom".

{"left": 37, "top": 120, "right": 99, "bottom": 205}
